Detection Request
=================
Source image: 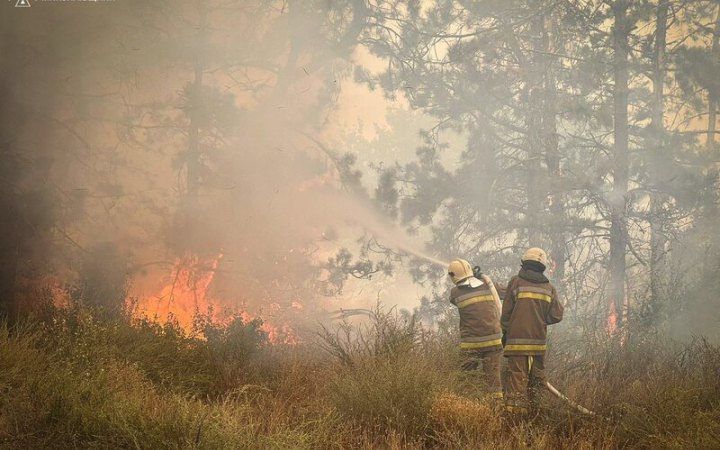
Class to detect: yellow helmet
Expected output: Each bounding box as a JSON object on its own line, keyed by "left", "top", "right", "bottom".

{"left": 521, "top": 247, "right": 548, "bottom": 266}
{"left": 448, "top": 258, "right": 473, "bottom": 284}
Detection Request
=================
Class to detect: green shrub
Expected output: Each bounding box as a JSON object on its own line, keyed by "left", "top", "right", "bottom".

{"left": 39, "top": 303, "right": 268, "bottom": 398}
{"left": 193, "top": 312, "right": 268, "bottom": 392}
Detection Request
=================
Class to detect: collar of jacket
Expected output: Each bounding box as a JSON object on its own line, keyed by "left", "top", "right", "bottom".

{"left": 518, "top": 268, "right": 549, "bottom": 284}
{"left": 457, "top": 276, "right": 484, "bottom": 288}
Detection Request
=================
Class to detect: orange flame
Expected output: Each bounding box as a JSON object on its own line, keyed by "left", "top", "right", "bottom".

{"left": 132, "top": 254, "right": 298, "bottom": 344}
{"left": 607, "top": 292, "right": 629, "bottom": 341}
{"left": 607, "top": 301, "right": 617, "bottom": 335}
{"left": 133, "top": 254, "right": 222, "bottom": 331}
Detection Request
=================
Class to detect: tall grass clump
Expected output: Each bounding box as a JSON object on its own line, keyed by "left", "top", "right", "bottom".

{"left": 593, "top": 335, "right": 720, "bottom": 449}
{"left": 319, "top": 305, "right": 449, "bottom": 440}
{"left": 0, "top": 320, "right": 198, "bottom": 448}
{"left": 544, "top": 325, "right": 720, "bottom": 449}
{"left": 0, "top": 319, "right": 346, "bottom": 449}
{"left": 329, "top": 354, "right": 441, "bottom": 437}
{"left": 0, "top": 311, "right": 341, "bottom": 449}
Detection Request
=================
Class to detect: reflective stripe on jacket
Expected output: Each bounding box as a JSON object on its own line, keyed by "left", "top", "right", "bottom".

{"left": 501, "top": 275, "right": 563, "bottom": 356}
{"left": 450, "top": 282, "right": 502, "bottom": 352}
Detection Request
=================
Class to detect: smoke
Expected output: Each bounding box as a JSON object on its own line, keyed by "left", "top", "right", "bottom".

{"left": 0, "top": 2, "right": 428, "bottom": 327}
{"left": 324, "top": 191, "right": 449, "bottom": 269}
{"left": 73, "top": 1, "right": 441, "bottom": 326}
{"left": 4, "top": 0, "right": 719, "bottom": 344}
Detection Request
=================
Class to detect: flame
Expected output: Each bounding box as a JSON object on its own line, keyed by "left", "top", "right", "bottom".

{"left": 607, "top": 301, "right": 617, "bottom": 334}
{"left": 607, "top": 292, "right": 629, "bottom": 340}
{"left": 132, "top": 253, "right": 298, "bottom": 344}
{"left": 134, "top": 254, "right": 222, "bottom": 331}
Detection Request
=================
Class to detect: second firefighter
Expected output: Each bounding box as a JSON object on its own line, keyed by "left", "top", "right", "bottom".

{"left": 501, "top": 247, "right": 564, "bottom": 416}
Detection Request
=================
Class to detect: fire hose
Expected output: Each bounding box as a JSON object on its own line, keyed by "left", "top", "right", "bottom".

{"left": 479, "top": 273, "right": 503, "bottom": 316}
{"left": 545, "top": 381, "right": 597, "bottom": 416}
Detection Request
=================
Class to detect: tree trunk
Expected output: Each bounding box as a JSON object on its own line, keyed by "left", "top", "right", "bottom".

{"left": 525, "top": 15, "right": 547, "bottom": 248}
{"left": 0, "top": 188, "right": 20, "bottom": 320}
{"left": 0, "top": 30, "right": 24, "bottom": 321}
{"left": 609, "top": 0, "right": 631, "bottom": 328}
{"left": 186, "top": 0, "right": 207, "bottom": 202}
{"left": 649, "top": 0, "right": 669, "bottom": 303}
{"left": 542, "top": 13, "right": 566, "bottom": 292}
{"left": 707, "top": 5, "right": 720, "bottom": 154}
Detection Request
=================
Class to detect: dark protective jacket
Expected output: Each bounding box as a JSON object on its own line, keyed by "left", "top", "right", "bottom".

{"left": 501, "top": 272, "right": 563, "bottom": 356}
{"left": 450, "top": 280, "right": 503, "bottom": 352}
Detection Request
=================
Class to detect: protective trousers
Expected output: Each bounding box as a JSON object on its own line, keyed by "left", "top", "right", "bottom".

{"left": 504, "top": 355, "right": 546, "bottom": 415}
{"left": 462, "top": 348, "right": 503, "bottom": 399}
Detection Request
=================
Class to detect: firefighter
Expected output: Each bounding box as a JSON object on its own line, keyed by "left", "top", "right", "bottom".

{"left": 448, "top": 258, "right": 503, "bottom": 400}
{"left": 501, "top": 247, "right": 564, "bottom": 417}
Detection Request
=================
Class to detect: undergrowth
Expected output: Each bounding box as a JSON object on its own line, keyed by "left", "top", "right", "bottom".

{"left": 0, "top": 303, "right": 718, "bottom": 449}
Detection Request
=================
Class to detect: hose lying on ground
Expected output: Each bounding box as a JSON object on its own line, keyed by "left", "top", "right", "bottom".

{"left": 545, "top": 381, "right": 597, "bottom": 416}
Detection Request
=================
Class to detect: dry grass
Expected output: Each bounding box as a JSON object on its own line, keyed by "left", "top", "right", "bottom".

{"left": 0, "top": 304, "right": 718, "bottom": 449}
{"left": 430, "top": 392, "right": 501, "bottom": 439}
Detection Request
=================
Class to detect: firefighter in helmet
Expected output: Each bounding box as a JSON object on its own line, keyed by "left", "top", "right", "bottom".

{"left": 448, "top": 258, "right": 503, "bottom": 400}
{"left": 501, "top": 247, "right": 564, "bottom": 417}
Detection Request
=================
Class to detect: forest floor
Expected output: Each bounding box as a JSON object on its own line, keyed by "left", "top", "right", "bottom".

{"left": 0, "top": 304, "right": 719, "bottom": 449}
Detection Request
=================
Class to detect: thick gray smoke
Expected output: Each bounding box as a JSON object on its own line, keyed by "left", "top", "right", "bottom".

{"left": 0, "top": 1, "right": 442, "bottom": 332}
